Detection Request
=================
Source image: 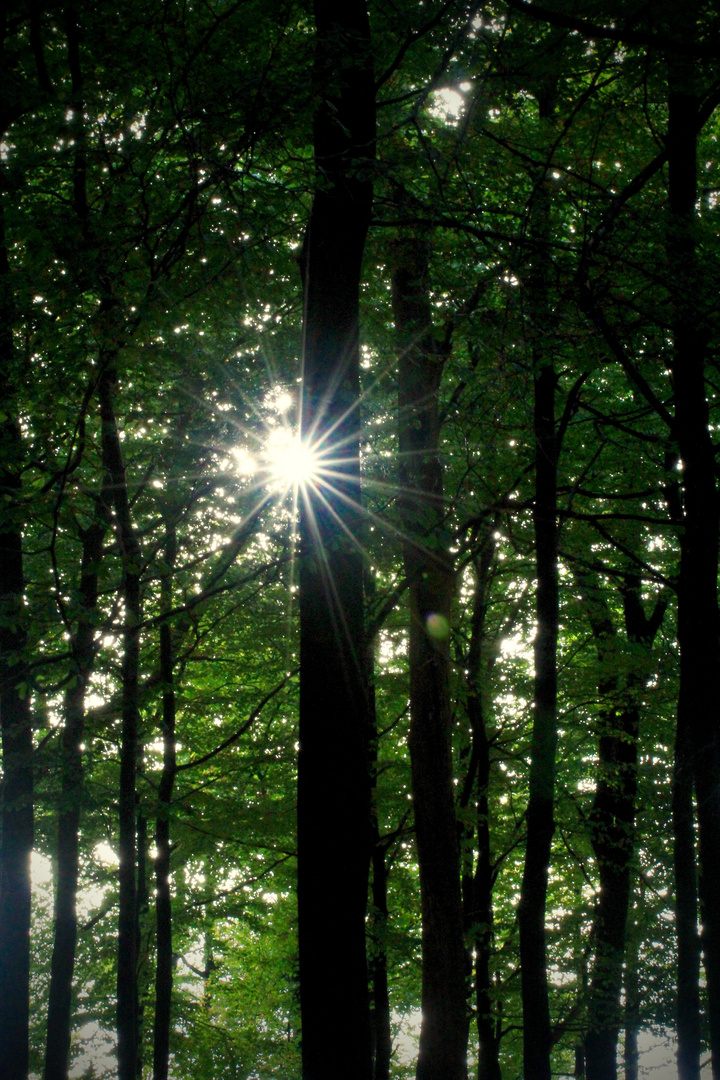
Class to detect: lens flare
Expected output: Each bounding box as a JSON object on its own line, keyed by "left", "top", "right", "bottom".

{"left": 267, "top": 428, "right": 319, "bottom": 488}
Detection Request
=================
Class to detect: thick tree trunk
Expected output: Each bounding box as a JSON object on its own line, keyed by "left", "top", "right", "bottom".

{"left": 44, "top": 480, "right": 111, "bottom": 1080}
{"left": 391, "top": 229, "right": 468, "bottom": 1080}
{"left": 0, "top": 196, "right": 33, "bottom": 1080}
{"left": 665, "top": 15, "right": 720, "bottom": 1071}
{"left": 296, "top": 4, "right": 375, "bottom": 1079}
{"left": 98, "top": 365, "right": 143, "bottom": 1080}
{"left": 153, "top": 520, "right": 178, "bottom": 1080}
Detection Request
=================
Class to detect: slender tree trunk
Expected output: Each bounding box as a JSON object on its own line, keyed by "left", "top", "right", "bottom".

{"left": 665, "top": 13, "right": 720, "bottom": 1070}
{"left": 297, "top": 4, "right": 375, "bottom": 1078}
{"left": 391, "top": 229, "right": 468, "bottom": 1080}
{"left": 153, "top": 519, "right": 178, "bottom": 1080}
{"left": 519, "top": 357, "right": 558, "bottom": 1080}
{"left": 663, "top": 449, "right": 701, "bottom": 1080}
{"left": 99, "top": 364, "right": 143, "bottom": 1080}
{"left": 517, "top": 81, "right": 560, "bottom": 1080}
{"left": 0, "top": 201, "right": 33, "bottom": 1080}
{"left": 367, "top": 590, "right": 392, "bottom": 1080}
{"left": 459, "top": 537, "right": 501, "bottom": 1080}
{"left": 44, "top": 477, "right": 111, "bottom": 1080}
{"left": 623, "top": 880, "right": 643, "bottom": 1080}
{"left": 370, "top": 836, "right": 392, "bottom": 1080}
{"left": 579, "top": 579, "right": 664, "bottom": 1080}
{"left": 673, "top": 703, "right": 701, "bottom": 1080}
{"left": 520, "top": 196, "right": 560, "bottom": 1080}
{"left": 136, "top": 787, "right": 148, "bottom": 1072}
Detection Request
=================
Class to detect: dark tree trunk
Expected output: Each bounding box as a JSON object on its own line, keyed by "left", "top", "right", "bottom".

{"left": 370, "top": 835, "right": 392, "bottom": 1080}
{"left": 136, "top": 794, "right": 148, "bottom": 1072}
{"left": 0, "top": 191, "right": 33, "bottom": 1080}
{"left": 459, "top": 536, "right": 501, "bottom": 1080}
{"left": 297, "top": 3, "right": 375, "bottom": 1079}
{"left": 153, "top": 520, "right": 178, "bottom": 1080}
{"left": 580, "top": 579, "right": 663, "bottom": 1080}
{"left": 584, "top": 697, "right": 637, "bottom": 1080}
{"left": 517, "top": 79, "right": 560, "bottom": 1080}
{"left": 391, "top": 230, "right": 468, "bottom": 1080}
{"left": 44, "top": 478, "right": 111, "bottom": 1080}
{"left": 367, "top": 595, "right": 392, "bottom": 1080}
{"left": 665, "top": 13, "right": 720, "bottom": 1070}
{"left": 519, "top": 358, "right": 558, "bottom": 1080}
{"left": 623, "top": 881, "right": 643, "bottom": 1080}
{"left": 98, "top": 365, "right": 143, "bottom": 1080}
{"left": 673, "top": 703, "right": 701, "bottom": 1080}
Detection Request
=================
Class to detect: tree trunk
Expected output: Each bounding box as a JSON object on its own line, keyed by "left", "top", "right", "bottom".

{"left": 0, "top": 201, "right": 33, "bottom": 1080}
{"left": 370, "top": 836, "right": 392, "bottom": 1080}
{"left": 623, "top": 880, "right": 643, "bottom": 1080}
{"left": 391, "top": 229, "right": 468, "bottom": 1080}
{"left": 519, "top": 357, "right": 558, "bottom": 1080}
{"left": 153, "top": 519, "right": 178, "bottom": 1080}
{"left": 44, "top": 476, "right": 111, "bottom": 1080}
{"left": 517, "top": 79, "right": 560, "bottom": 1080}
{"left": 673, "top": 703, "right": 701, "bottom": 1080}
{"left": 297, "top": 3, "right": 375, "bottom": 1079}
{"left": 98, "top": 364, "right": 143, "bottom": 1080}
{"left": 459, "top": 536, "right": 501, "bottom": 1080}
{"left": 665, "top": 12, "right": 720, "bottom": 1070}
{"left": 580, "top": 580, "right": 663, "bottom": 1080}
{"left": 367, "top": 591, "right": 392, "bottom": 1080}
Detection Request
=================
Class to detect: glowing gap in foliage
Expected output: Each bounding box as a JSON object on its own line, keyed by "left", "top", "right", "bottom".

{"left": 267, "top": 428, "right": 320, "bottom": 489}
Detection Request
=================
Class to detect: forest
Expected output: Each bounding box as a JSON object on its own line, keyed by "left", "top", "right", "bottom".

{"left": 1, "top": 1, "right": 719, "bottom": 1079}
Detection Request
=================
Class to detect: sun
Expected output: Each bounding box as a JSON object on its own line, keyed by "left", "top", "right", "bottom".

{"left": 266, "top": 427, "right": 319, "bottom": 488}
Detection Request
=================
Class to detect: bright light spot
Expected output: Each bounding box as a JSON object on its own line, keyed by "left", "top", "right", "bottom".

{"left": 94, "top": 842, "right": 119, "bottom": 867}
{"left": 32, "top": 851, "right": 53, "bottom": 887}
{"left": 267, "top": 428, "right": 318, "bottom": 488}
{"left": 231, "top": 446, "right": 256, "bottom": 476}
{"left": 500, "top": 634, "right": 532, "bottom": 659}
{"left": 275, "top": 392, "right": 292, "bottom": 413}
{"left": 430, "top": 88, "right": 465, "bottom": 122}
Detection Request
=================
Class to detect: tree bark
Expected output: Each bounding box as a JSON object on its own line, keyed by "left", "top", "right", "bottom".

{"left": 665, "top": 10, "right": 720, "bottom": 1070}
{"left": 517, "top": 82, "right": 559, "bottom": 1080}
{"left": 623, "top": 880, "right": 643, "bottom": 1080}
{"left": 580, "top": 579, "right": 664, "bottom": 1080}
{"left": 367, "top": 595, "right": 392, "bottom": 1080}
{"left": 370, "top": 834, "right": 392, "bottom": 1080}
{"left": 519, "top": 358, "right": 558, "bottom": 1080}
{"left": 0, "top": 199, "right": 33, "bottom": 1080}
{"left": 673, "top": 701, "right": 701, "bottom": 1080}
{"left": 153, "top": 518, "right": 178, "bottom": 1080}
{"left": 459, "top": 536, "right": 501, "bottom": 1080}
{"left": 98, "top": 364, "right": 143, "bottom": 1080}
{"left": 44, "top": 475, "right": 111, "bottom": 1080}
{"left": 391, "top": 229, "right": 468, "bottom": 1080}
{"left": 297, "top": 3, "right": 375, "bottom": 1079}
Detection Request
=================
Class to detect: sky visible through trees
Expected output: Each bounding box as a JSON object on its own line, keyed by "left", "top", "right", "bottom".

{"left": 2, "top": 2, "right": 720, "bottom": 1079}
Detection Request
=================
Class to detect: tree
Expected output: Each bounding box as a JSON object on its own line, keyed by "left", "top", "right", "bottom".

{"left": 296, "top": 2, "right": 376, "bottom": 1078}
